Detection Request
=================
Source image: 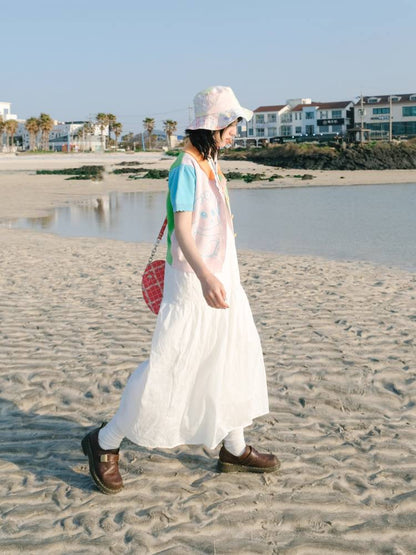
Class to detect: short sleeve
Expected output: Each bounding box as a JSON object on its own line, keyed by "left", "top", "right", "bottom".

{"left": 168, "top": 164, "right": 196, "bottom": 212}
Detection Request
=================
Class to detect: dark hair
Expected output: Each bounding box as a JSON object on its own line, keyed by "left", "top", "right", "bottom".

{"left": 186, "top": 118, "right": 242, "bottom": 160}
{"left": 185, "top": 129, "right": 217, "bottom": 160}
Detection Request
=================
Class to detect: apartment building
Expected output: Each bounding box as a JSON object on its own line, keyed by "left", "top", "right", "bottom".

{"left": 287, "top": 100, "right": 353, "bottom": 137}
{"left": 0, "top": 101, "right": 18, "bottom": 121}
{"left": 236, "top": 98, "right": 353, "bottom": 145}
{"left": 353, "top": 93, "right": 416, "bottom": 139}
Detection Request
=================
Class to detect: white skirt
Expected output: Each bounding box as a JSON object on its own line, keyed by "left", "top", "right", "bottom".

{"left": 114, "top": 230, "right": 269, "bottom": 449}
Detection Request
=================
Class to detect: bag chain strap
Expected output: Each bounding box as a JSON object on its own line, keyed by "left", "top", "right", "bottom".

{"left": 147, "top": 217, "right": 167, "bottom": 265}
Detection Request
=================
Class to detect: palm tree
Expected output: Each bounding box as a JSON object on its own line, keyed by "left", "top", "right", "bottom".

{"left": 38, "top": 113, "right": 55, "bottom": 151}
{"left": 0, "top": 116, "right": 4, "bottom": 151}
{"left": 4, "top": 119, "right": 19, "bottom": 151}
{"left": 25, "top": 117, "right": 40, "bottom": 151}
{"left": 112, "top": 122, "right": 123, "bottom": 148}
{"left": 107, "top": 113, "right": 117, "bottom": 143}
{"left": 82, "top": 121, "right": 95, "bottom": 152}
{"left": 143, "top": 117, "right": 155, "bottom": 150}
{"left": 96, "top": 113, "right": 109, "bottom": 151}
{"left": 163, "top": 120, "right": 178, "bottom": 149}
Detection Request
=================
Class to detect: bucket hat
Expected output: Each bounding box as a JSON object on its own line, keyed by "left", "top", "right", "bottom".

{"left": 187, "top": 86, "right": 253, "bottom": 131}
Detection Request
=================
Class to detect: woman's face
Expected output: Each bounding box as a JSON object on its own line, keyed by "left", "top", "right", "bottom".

{"left": 215, "top": 121, "right": 238, "bottom": 149}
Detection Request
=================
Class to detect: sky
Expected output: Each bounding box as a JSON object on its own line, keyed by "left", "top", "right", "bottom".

{"left": 1, "top": 0, "right": 415, "bottom": 136}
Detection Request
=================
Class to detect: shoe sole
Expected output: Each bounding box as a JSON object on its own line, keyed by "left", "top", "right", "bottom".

{"left": 217, "top": 460, "right": 280, "bottom": 473}
{"left": 81, "top": 434, "right": 123, "bottom": 495}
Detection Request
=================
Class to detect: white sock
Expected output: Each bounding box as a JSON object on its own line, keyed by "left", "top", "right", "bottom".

{"left": 98, "top": 419, "right": 125, "bottom": 451}
{"left": 224, "top": 427, "right": 246, "bottom": 457}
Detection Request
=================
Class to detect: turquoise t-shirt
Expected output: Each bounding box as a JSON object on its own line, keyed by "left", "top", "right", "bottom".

{"left": 166, "top": 153, "right": 197, "bottom": 265}
{"left": 168, "top": 164, "right": 196, "bottom": 211}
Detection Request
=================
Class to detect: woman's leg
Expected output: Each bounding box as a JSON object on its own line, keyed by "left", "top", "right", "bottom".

{"left": 223, "top": 426, "right": 246, "bottom": 456}
{"left": 98, "top": 418, "right": 125, "bottom": 450}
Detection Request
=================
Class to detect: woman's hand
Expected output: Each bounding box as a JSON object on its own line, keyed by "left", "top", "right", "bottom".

{"left": 199, "top": 273, "right": 229, "bottom": 309}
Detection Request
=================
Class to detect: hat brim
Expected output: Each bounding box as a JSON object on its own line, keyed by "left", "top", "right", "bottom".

{"left": 187, "top": 107, "right": 253, "bottom": 131}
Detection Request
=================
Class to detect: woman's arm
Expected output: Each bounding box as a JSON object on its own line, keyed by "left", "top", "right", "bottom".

{"left": 174, "top": 211, "right": 229, "bottom": 309}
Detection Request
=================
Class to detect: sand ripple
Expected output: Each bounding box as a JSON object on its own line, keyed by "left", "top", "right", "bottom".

{"left": 0, "top": 229, "right": 415, "bottom": 553}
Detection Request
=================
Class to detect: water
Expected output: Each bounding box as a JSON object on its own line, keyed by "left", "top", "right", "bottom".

{"left": 4, "top": 184, "right": 416, "bottom": 272}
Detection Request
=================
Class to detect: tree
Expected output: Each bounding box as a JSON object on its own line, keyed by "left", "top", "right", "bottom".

{"left": 163, "top": 119, "right": 178, "bottom": 149}
{"left": 112, "top": 122, "right": 123, "bottom": 148}
{"left": 81, "top": 121, "right": 95, "bottom": 152}
{"left": 96, "top": 113, "right": 109, "bottom": 151}
{"left": 38, "top": 113, "right": 55, "bottom": 151}
{"left": 107, "top": 113, "right": 117, "bottom": 143}
{"left": 25, "top": 117, "right": 40, "bottom": 151}
{"left": 120, "top": 132, "right": 134, "bottom": 150}
{"left": 143, "top": 117, "right": 155, "bottom": 150}
{"left": 0, "top": 116, "right": 4, "bottom": 150}
{"left": 4, "top": 119, "right": 19, "bottom": 151}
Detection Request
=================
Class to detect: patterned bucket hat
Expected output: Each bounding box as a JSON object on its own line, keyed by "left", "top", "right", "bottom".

{"left": 187, "top": 86, "right": 253, "bottom": 131}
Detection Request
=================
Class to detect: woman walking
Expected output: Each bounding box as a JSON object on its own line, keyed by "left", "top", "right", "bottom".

{"left": 82, "top": 86, "right": 279, "bottom": 494}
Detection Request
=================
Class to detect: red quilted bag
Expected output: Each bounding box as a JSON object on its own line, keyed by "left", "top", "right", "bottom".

{"left": 141, "top": 218, "right": 167, "bottom": 314}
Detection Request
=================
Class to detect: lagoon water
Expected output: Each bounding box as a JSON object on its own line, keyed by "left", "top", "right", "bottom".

{"left": 7, "top": 184, "right": 416, "bottom": 272}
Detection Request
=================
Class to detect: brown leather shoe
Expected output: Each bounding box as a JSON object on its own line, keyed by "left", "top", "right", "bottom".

{"left": 218, "top": 445, "right": 280, "bottom": 473}
{"left": 81, "top": 425, "right": 123, "bottom": 494}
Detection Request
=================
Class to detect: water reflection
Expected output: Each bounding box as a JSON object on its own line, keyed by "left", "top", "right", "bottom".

{"left": 4, "top": 185, "right": 416, "bottom": 272}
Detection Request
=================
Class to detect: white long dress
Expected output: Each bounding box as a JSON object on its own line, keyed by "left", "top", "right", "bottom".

{"left": 113, "top": 226, "right": 269, "bottom": 450}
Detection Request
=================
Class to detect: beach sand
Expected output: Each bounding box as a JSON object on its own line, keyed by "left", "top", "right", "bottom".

{"left": 0, "top": 153, "right": 415, "bottom": 553}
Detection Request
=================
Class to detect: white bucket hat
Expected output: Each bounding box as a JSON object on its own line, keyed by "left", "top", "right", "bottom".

{"left": 187, "top": 85, "right": 253, "bottom": 131}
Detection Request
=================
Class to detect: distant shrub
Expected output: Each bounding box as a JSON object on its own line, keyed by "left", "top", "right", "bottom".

{"left": 36, "top": 165, "right": 105, "bottom": 180}
{"left": 113, "top": 168, "right": 145, "bottom": 174}
{"left": 128, "top": 169, "right": 169, "bottom": 179}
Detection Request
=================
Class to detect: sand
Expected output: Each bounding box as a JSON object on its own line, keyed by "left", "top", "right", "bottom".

{"left": 0, "top": 153, "right": 415, "bottom": 553}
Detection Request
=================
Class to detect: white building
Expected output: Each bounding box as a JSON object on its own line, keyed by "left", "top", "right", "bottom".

{"left": 236, "top": 98, "right": 353, "bottom": 145}
{"left": 244, "top": 104, "right": 288, "bottom": 142}
{"left": 0, "top": 101, "right": 18, "bottom": 121}
{"left": 353, "top": 93, "right": 416, "bottom": 139}
{"left": 17, "top": 120, "right": 106, "bottom": 151}
{"left": 288, "top": 100, "right": 353, "bottom": 138}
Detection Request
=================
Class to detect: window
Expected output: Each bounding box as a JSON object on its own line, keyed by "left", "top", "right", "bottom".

{"left": 248, "top": 128, "right": 254, "bottom": 136}
{"left": 403, "top": 106, "right": 416, "bottom": 117}
{"left": 319, "top": 111, "right": 328, "bottom": 119}
{"left": 319, "top": 125, "right": 329, "bottom": 133}
{"left": 410, "top": 95, "right": 416, "bottom": 101}
{"left": 393, "top": 121, "right": 416, "bottom": 135}
{"left": 332, "top": 110, "right": 342, "bottom": 118}
{"left": 373, "top": 107, "right": 390, "bottom": 114}
{"left": 255, "top": 114, "right": 265, "bottom": 124}
{"left": 305, "top": 111, "right": 314, "bottom": 120}
{"left": 268, "top": 127, "right": 277, "bottom": 137}
{"left": 332, "top": 125, "right": 342, "bottom": 134}
{"left": 256, "top": 128, "right": 265, "bottom": 137}
{"left": 368, "top": 98, "right": 379, "bottom": 103}
{"left": 281, "top": 113, "right": 292, "bottom": 123}
{"left": 280, "top": 125, "right": 292, "bottom": 136}
{"left": 390, "top": 96, "right": 401, "bottom": 102}
{"left": 268, "top": 114, "right": 276, "bottom": 123}
{"left": 295, "top": 126, "right": 302, "bottom": 134}
{"left": 305, "top": 125, "right": 315, "bottom": 135}
{"left": 237, "top": 126, "right": 242, "bottom": 135}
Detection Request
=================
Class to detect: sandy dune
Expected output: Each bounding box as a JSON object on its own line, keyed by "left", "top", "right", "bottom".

{"left": 0, "top": 154, "right": 415, "bottom": 553}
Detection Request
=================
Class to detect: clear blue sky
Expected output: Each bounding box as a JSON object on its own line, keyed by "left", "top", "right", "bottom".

{"left": 2, "top": 0, "right": 415, "bottom": 136}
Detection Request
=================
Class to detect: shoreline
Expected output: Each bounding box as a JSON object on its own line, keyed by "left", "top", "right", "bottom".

{"left": 0, "top": 152, "right": 415, "bottom": 221}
